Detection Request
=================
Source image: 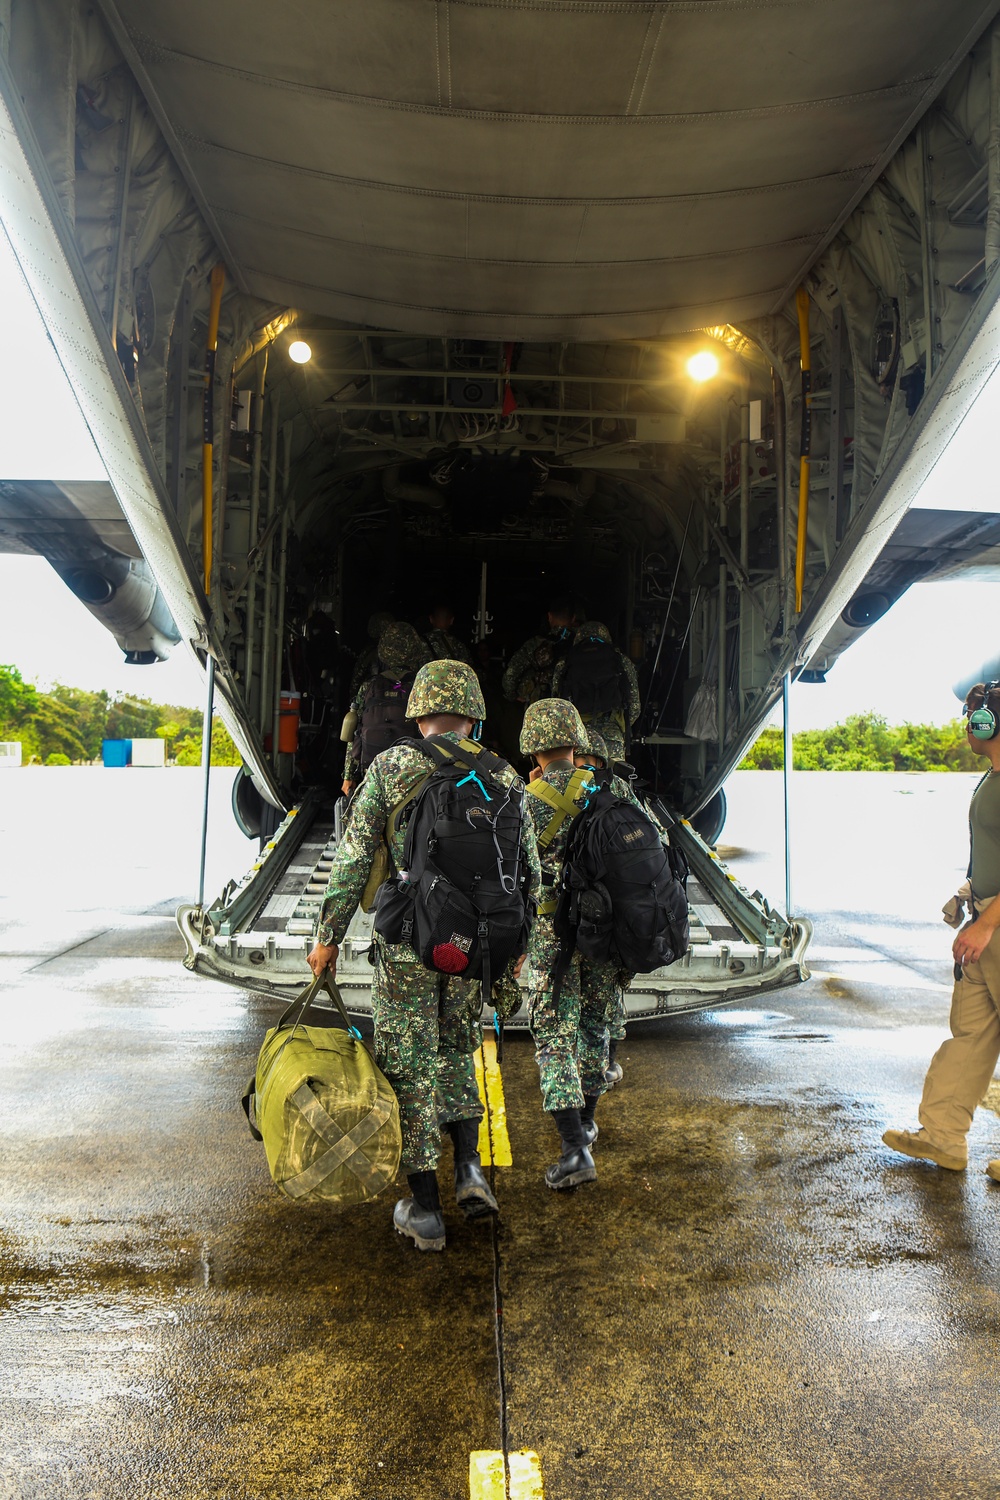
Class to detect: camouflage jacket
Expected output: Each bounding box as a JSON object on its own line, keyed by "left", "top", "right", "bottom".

{"left": 608, "top": 771, "right": 644, "bottom": 810}
{"left": 426, "top": 628, "right": 473, "bottom": 666}
{"left": 502, "top": 630, "right": 573, "bottom": 703}
{"left": 319, "top": 732, "right": 541, "bottom": 948}
{"left": 552, "top": 648, "right": 642, "bottom": 728}
{"left": 348, "top": 644, "right": 379, "bottom": 699}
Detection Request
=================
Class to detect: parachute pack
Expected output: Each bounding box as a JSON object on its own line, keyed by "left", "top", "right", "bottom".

{"left": 561, "top": 637, "right": 629, "bottom": 720}
{"left": 373, "top": 736, "right": 532, "bottom": 995}
{"left": 553, "top": 784, "right": 689, "bottom": 975}
{"left": 355, "top": 670, "right": 417, "bottom": 777}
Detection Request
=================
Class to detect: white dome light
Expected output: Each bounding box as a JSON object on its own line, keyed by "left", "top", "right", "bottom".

{"left": 686, "top": 350, "right": 720, "bottom": 382}
{"left": 288, "top": 340, "right": 312, "bottom": 364}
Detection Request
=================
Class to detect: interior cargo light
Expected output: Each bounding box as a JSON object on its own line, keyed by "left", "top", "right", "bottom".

{"left": 686, "top": 351, "right": 720, "bottom": 383}
{"left": 288, "top": 340, "right": 312, "bottom": 364}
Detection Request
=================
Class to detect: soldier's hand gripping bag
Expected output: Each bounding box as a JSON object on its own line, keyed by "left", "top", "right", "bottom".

{"left": 374, "top": 737, "right": 531, "bottom": 984}
{"left": 242, "top": 972, "right": 401, "bottom": 1209}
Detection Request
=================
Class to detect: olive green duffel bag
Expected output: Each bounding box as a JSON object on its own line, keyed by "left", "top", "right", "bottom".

{"left": 242, "top": 971, "right": 401, "bottom": 1209}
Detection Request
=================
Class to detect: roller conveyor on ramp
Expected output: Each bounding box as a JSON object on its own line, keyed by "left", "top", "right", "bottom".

{"left": 178, "top": 793, "right": 810, "bottom": 1020}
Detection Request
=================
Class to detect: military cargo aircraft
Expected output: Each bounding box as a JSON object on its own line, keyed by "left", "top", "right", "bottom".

{"left": 3, "top": 2, "right": 1000, "bottom": 1018}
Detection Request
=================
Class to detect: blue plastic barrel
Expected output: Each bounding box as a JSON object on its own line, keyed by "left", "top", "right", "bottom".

{"left": 101, "top": 739, "right": 132, "bottom": 768}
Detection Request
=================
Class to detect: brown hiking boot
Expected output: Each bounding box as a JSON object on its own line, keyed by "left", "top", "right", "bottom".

{"left": 882, "top": 1128, "right": 966, "bottom": 1171}
{"left": 986, "top": 1160, "right": 1000, "bottom": 1183}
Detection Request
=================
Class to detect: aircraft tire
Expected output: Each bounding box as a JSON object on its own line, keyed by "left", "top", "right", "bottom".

{"left": 690, "top": 788, "right": 727, "bottom": 847}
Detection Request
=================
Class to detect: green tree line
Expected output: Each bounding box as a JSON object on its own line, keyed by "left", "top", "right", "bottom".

{"left": 738, "top": 712, "right": 979, "bottom": 772}
{"left": 0, "top": 664, "right": 240, "bottom": 767}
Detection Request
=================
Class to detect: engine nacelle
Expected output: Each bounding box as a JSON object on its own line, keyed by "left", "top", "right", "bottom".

{"left": 51, "top": 554, "right": 181, "bottom": 664}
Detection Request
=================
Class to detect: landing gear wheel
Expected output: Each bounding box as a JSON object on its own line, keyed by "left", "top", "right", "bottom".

{"left": 232, "top": 765, "right": 283, "bottom": 848}
{"left": 691, "top": 788, "right": 727, "bottom": 847}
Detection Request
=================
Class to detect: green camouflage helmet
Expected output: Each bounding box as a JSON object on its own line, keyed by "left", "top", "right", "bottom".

{"left": 573, "top": 620, "right": 613, "bottom": 646}
{"left": 520, "top": 697, "right": 588, "bottom": 754}
{"left": 582, "top": 729, "right": 609, "bottom": 766}
{"left": 406, "top": 659, "right": 487, "bottom": 720}
{"left": 378, "top": 622, "right": 431, "bottom": 675}
{"left": 367, "top": 609, "right": 395, "bottom": 641}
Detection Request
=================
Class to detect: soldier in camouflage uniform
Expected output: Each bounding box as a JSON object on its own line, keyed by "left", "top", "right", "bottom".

{"left": 341, "top": 622, "right": 432, "bottom": 794}
{"left": 552, "top": 620, "right": 641, "bottom": 764}
{"left": 426, "top": 602, "right": 473, "bottom": 666}
{"left": 573, "top": 729, "right": 686, "bottom": 1088}
{"left": 502, "top": 598, "right": 580, "bottom": 705}
{"left": 573, "top": 729, "right": 641, "bottom": 1089}
{"left": 309, "top": 659, "right": 541, "bottom": 1252}
{"left": 521, "top": 698, "right": 609, "bottom": 1190}
{"left": 348, "top": 610, "right": 396, "bottom": 698}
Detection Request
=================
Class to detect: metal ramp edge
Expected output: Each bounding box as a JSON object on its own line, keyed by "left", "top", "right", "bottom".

{"left": 178, "top": 794, "right": 811, "bottom": 1023}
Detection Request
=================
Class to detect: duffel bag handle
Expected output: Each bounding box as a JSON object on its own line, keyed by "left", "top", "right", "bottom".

{"left": 276, "top": 969, "right": 361, "bottom": 1039}
{"left": 242, "top": 971, "right": 361, "bottom": 1144}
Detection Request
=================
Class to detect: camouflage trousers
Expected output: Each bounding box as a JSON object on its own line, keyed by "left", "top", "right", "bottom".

{"left": 371, "top": 937, "right": 483, "bottom": 1173}
{"left": 526, "top": 915, "right": 609, "bottom": 1111}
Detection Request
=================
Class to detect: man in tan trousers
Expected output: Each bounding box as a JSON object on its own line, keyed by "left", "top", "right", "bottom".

{"left": 884, "top": 682, "right": 1000, "bottom": 1182}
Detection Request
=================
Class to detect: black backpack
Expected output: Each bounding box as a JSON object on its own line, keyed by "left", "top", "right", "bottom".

{"left": 356, "top": 671, "right": 417, "bottom": 777}
{"left": 554, "top": 784, "right": 689, "bottom": 974}
{"left": 562, "top": 638, "right": 628, "bottom": 718}
{"left": 373, "top": 737, "right": 532, "bottom": 994}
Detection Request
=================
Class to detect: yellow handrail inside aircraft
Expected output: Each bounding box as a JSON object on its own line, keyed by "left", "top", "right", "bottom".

{"left": 202, "top": 262, "right": 226, "bottom": 597}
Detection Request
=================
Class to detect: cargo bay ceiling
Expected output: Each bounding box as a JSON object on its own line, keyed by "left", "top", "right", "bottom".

{"left": 99, "top": 0, "right": 995, "bottom": 339}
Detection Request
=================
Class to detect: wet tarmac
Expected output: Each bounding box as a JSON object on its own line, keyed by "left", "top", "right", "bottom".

{"left": 1, "top": 770, "right": 998, "bottom": 1498}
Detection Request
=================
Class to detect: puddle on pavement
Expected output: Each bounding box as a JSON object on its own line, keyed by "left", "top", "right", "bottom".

{"left": 768, "top": 1031, "right": 833, "bottom": 1043}
{"left": 701, "top": 1009, "right": 791, "bottom": 1028}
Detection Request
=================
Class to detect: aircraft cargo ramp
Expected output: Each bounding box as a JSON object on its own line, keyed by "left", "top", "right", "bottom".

{"left": 177, "top": 798, "right": 811, "bottom": 1021}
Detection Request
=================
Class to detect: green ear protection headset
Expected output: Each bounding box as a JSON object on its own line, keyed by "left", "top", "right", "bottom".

{"left": 966, "top": 682, "right": 1000, "bottom": 740}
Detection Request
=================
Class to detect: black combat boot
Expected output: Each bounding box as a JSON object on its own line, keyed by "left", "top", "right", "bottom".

{"left": 605, "top": 1039, "right": 623, "bottom": 1087}
{"left": 545, "top": 1108, "right": 597, "bottom": 1190}
{"left": 393, "top": 1170, "right": 446, "bottom": 1251}
{"left": 579, "top": 1093, "right": 600, "bottom": 1149}
{"left": 445, "top": 1118, "right": 498, "bottom": 1219}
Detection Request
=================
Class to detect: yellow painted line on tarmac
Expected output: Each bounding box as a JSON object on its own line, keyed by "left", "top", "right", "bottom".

{"left": 474, "top": 1037, "right": 512, "bottom": 1166}
{"left": 470, "top": 1451, "right": 544, "bottom": 1499}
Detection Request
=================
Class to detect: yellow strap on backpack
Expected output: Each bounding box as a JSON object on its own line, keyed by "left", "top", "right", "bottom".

{"left": 359, "top": 776, "right": 430, "bottom": 912}
{"left": 526, "top": 767, "right": 595, "bottom": 849}
{"left": 527, "top": 769, "right": 594, "bottom": 913}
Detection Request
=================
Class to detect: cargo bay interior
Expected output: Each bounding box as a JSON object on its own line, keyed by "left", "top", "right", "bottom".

{"left": 222, "top": 326, "right": 782, "bottom": 808}
{"left": 202, "top": 326, "right": 812, "bottom": 1010}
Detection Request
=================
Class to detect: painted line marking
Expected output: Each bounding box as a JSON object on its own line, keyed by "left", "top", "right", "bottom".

{"left": 474, "top": 1037, "right": 512, "bottom": 1166}
{"left": 470, "top": 1450, "right": 543, "bottom": 1499}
